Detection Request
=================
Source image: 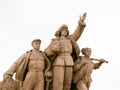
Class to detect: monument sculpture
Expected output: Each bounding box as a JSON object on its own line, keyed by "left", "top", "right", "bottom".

{"left": 0, "top": 13, "right": 108, "bottom": 90}
{"left": 0, "top": 39, "right": 52, "bottom": 90}
{"left": 44, "top": 13, "right": 86, "bottom": 90}
{"left": 72, "top": 47, "right": 108, "bottom": 90}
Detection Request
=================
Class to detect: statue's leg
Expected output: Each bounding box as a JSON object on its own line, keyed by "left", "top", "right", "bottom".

{"left": 64, "top": 66, "right": 73, "bottom": 90}
{"left": 53, "top": 66, "right": 64, "bottom": 90}
{"left": 22, "top": 72, "right": 35, "bottom": 90}
{"left": 34, "top": 72, "right": 44, "bottom": 90}
{"left": 85, "top": 76, "right": 92, "bottom": 90}
{"left": 76, "top": 80, "right": 87, "bottom": 90}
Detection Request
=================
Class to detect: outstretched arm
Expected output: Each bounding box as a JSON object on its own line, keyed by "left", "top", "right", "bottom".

{"left": 3, "top": 53, "right": 26, "bottom": 81}
{"left": 72, "top": 13, "right": 86, "bottom": 41}
{"left": 93, "top": 59, "right": 106, "bottom": 69}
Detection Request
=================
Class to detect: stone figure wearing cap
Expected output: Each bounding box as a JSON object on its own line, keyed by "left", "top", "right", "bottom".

{"left": 72, "top": 47, "right": 107, "bottom": 90}
{"left": 3, "top": 39, "right": 52, "bottom": 90}
{"left": 45, "top": 13, "right": 86, "bottom": 90}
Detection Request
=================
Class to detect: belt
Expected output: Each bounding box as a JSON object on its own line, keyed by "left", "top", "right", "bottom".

{"left": 28, "top": 69, "right": 43, "bottom": 72}
{"left": 58, "top": 53, "right": 71, "bottom": 56}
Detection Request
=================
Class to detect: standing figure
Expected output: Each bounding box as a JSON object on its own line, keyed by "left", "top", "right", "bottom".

{"left": 45, "top": 13, "right": 86, "bottom": 90}
{"left": 72, "top": 47, "right": 108, "bottom": 90}
{"left": 3, "top": 39, "right": 51, "bottom": 90}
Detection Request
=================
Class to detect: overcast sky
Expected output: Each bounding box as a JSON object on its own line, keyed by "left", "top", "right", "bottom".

{"left": 0, "top": 0, "right": 120, "bottom": 90}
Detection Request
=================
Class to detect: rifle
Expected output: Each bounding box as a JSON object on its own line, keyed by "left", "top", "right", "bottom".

{"left": 91, "top": 58, "right": 108, "bottom": 63}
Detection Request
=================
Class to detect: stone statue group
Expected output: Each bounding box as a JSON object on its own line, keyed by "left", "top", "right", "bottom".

{"left": 0, "top": 13, "right": 108, "bottom": 90}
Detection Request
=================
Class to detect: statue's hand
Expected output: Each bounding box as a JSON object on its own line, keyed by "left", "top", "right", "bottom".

{"left": 100, "top": 59, "right": 106, "bottom": 63}
{"left": 45, "top": 71, "right": 52, "bottom": 78}
{"left": 51, "top": 39, "right": 60, "bottom": 52}
{"left": 78, "top": 21, "right": 86, "bottom": 27}
{"left": 78, "top": 13, "right": 86, "bottom": 27}
{"left": 3, "top": 73, "right": 12, "bottom": 81}
{"left": 45, "top": 71, "right": 52, "bottom": 82}
{"left": 75, "top": 64, "right": 81, "bottom": 70}
{"left": 80, "top": 12, "right": 87, "bottom": 22}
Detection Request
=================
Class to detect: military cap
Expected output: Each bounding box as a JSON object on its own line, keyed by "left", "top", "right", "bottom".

{"left": 31, "top": 39, "right": 41, "bottom": 45}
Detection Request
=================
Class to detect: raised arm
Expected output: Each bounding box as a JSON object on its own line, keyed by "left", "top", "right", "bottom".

{"left": 72, "top": 13, "right": 86, "bottom": 41}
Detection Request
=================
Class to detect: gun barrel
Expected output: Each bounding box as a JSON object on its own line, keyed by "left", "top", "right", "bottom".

{"left": 91, "top": 58, "right": 108, "bottom": 63}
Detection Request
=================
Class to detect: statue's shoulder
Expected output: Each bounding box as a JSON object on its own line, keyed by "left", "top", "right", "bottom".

{"left": 51, "top": 37, "right": 60, "bottom": 44}
{"left": 52, "top": 37, "right": 59, "bottom": 41}
{"left": 76, "top": 56, "right": 83, "bottom": 60}
{"left": 26, "top": 49, "right": 33, "bottom": 53}
{"left": 75, "top": 56, "right": 84, "bottom": 64}
{"left": 22, "top": 50, "right": 33, "bottom": 57}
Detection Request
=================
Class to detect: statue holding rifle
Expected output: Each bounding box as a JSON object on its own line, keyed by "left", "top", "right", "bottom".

{"left": 72, "top": 47, "right": 108, "bottom": 90}
{"left": 0, "top": 12, "right": 108, "bottom": 90}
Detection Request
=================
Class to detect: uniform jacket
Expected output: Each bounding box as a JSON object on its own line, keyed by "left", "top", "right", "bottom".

{"left": 6, "top": 50, "right": 50, "bottom": 81}
{"left": 45, "top": 22, "right": 86, "bottom": 65}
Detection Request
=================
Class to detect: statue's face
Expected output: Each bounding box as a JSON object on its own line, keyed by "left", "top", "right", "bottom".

{"left": 84, "top": 49, "right": 91, "bottom": 57}
{"left": 61, "top": 29, "right": 68, "bottom": 37}
{"left": 32, "top": 41, "right": 40, "bottom": 50}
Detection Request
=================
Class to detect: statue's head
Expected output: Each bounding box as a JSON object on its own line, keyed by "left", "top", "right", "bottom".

{"left": 31, "top": 39, "right": 41, "bottom": 50}
{"left": 55, "top": 24, "right": 69, "bottom": 37}
{"left": 81, "top": 47, "right": 91, "bottom": 56}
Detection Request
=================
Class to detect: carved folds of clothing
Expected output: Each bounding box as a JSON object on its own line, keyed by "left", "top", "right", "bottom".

{"left": 73, "top": 56, "right": 103, "bottom": 89}
{"left": 5, "top": 50, "right": 50, "bottom": 90}
{"left": 44, "top": 20, "right": 86, "bottom": 90}
{"left": 52, "top": 37, "right": 74, "bottom": 66}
